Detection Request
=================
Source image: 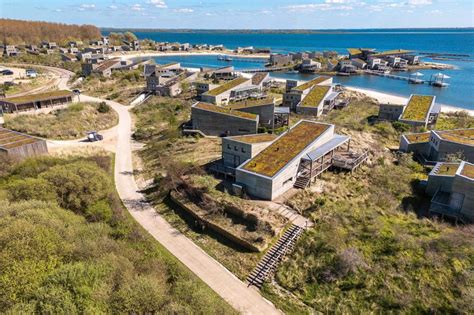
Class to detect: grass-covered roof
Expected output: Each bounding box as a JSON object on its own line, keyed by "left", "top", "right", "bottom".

{"left": 228, "top": 134, "right": 277, "bottom": 144}
{"left": 435, "top": 163, "right": 460, "bottom": 176}
{"left": 293, "top": 76, "right": 331, "bottom": 92}
{"left": 2, "top": 90, "right": 73, "bottom": 105}
{"left": 404, "top": 132, "right": 430, "bottom": 144}
{"left": 437, "top": 129, "right": 474, "bottom": 146}
{"left": 242, "top": 121, "right": 330, "bottom": 177}
{"left": 0, "top": 128, "right": 43, "bottom": 150}
{"left": 194, "top": 102, "right": 257, "bottom": 120}
{"left": 228, "top": 97, "right": 274, "bottom": 109}
{"left": 401, "top": 95, "right": 434, "bottom": 122}
{"left": 206, "top": 77, "right": 249, "bottom": 96}
{"left": 461, "top": 163, "right": 474, "bottom": 179}
{"left": 300, "top": 86, "right": 331, "bottom": 107}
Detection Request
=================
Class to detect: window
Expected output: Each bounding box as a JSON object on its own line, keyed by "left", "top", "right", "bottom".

{"left": 283, "top": 177, "right": 293, "bottom": 186}
{"left": 234, "top": 146, "right": 238, "bottom": 151}
{"left": 227, "top": 144, "right": 231, "bottom": 149}
{"left": 241, "top": 147, "right": 246, "bottom": 153}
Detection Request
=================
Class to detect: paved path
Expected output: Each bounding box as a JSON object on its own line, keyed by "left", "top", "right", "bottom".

{"left": 80, "top": 94, "right": 281, "bottom": 314}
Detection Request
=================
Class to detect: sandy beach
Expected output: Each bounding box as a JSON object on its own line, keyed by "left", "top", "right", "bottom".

{"left": 112, "top": 50, "right": 270, "bottom": 60}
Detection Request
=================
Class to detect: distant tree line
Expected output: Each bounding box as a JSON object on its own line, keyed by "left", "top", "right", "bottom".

{"left": 107, "top": 31, "right": 138, "bottom": 46}
{"left": 0, "top": 18, "right": 101, "bottom": 45}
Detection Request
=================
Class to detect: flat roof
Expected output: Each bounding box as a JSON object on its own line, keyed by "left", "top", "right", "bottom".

{"left": 242, "top": 120, "right": 330, "bottom": 177}
{"left": 2, "top": 90, "right": 73, "bottom": 105}
{"left": 293, "top": 76, "right": 331, "bottom": 92}
{"left": 227, "top": 133, "right": 277, "bottom": 144}
{"left": 461, "top": 163, "right": 474, "bottom": 179}
{"left": 400, "top": 95, "right": 435, "bottom": 122}
{"left": 96, "top": 58, "right": 120, "bottom": 71}
{"left": 347, "top": 48, "right": 362, "bottom": 55}
{"left": 300, "top": 86, "right": 331, "bottom": 107}
{"left": 303, "top": 135, "right": 349, "bottom": 161}
{"left": 433, "top": 163, "right": 460, "bottom": 176}
{"left": 206, "top": 77, "right": 249, "bottom": 96}
{"left": 436, "top": 129, "right": 474, "bottom": 146}
{"left": 0, "top": 128, "right": 44, "bottom": 150}
{"left": 193, "top": 102, "right": 257, "bottom": 120}
{"left": 251, "top": 73, "right": 268, "bottom": 85}
{"left": 404, "top": 132, "right": 431, "bottom": 144}
{"left": 228, "top": 97, "right": 274, "bottom": 110}
{"left": 373, "top": 49, "right": 413, "bottom": 57}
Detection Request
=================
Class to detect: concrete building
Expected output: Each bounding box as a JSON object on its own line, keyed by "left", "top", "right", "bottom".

{"left": 201, "top": 77, "right": 252, "bottom": 105}
{"left": 194, "top": 82, "right": 220, "bottom": 95}
{"left": 190, "top": 102, "right": 259, "bottom": 136}
{"left": 82, "top": 58, "right": 121, "bottom": 77}
{"left": 251, "top": 73, "right": 270, "bottom": 90}
{"left": 222, "top": 134, "right": 278, "bottom": 169}
{"left": 400, "top": 129, "right": 474, "bottom": 163}
{"left": 269, "top": 54, "right": 292, "bottom": 66}
{"left": 425, "top": 161, "right": 474, "bottom": 223}
{"left": 295, "top": 85, "right": 333, "bottom": 116}
{"left": 4, "top": 45, "right": 19, "bottom": 57}
{"left": 282, "top": 76, "right": 333, "bottom": 109}
{"left": 234, "top": 120, "right": 363, "bottom": 200}
{"left": 379, "top": 94, "right": 440, "bottom": 128}
{"left": 300, "top": 59, "right": 321, "bottom": 73}
{"left": 351, "top": 58, "right": 367, "bottom": 69}
{"left": 0, "top": 128, "right": 48, "bottom": 160}
{"left": 208, "top": 66, "right": 236, "bottom": 81}
{"left": 0, "top": 90, "right": 73, "bottom": 113}
{"left": 228, "top": 97, "right": 276, "bottom": 127}
{"left": 148, "top": 71, "right": 198, "bottom": 97}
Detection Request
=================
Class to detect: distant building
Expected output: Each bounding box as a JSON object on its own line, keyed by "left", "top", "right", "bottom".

{"left": 0, "top": 128, "right": 48, "bottom": 160}
{"left": 3, "top": 45, "right": 19, "bottom": 57}
{"left": 269, "top": 54, "right": 292, "bottom": 66}
{"left": 201, "top": 77, "right": 252, "bottom": 105}
{"left": 282, "top": 76, "right": 333, "bottom": 109}
{"left": 323, "top": 51, "right": 338, "bottom": 59}
{"left": 82, "top": 58, "right": 121, "bottom": 77}
{"left": 0, "top": 90, "right": 73, "bottom": 113}
{"left": 351, "top": 58, "right": 367, "bottom": 69}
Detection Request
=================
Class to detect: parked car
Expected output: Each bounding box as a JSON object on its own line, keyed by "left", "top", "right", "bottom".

{"left": 1, "top": 70, "right": 13, "bottom": 75}
{"left": 86, "top": 131, "right": 103, "bottom": 142}
{"left": 26, "top": 69, "right": 37, "bottom": 78}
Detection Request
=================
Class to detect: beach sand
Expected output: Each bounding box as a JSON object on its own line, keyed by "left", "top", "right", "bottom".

{"left": 111, "top": 50, "right": 270, "bottom": 60}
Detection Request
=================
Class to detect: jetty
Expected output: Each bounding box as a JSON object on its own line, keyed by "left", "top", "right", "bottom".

{"left": 217, "top": 54, "right": 268, "bottom": 63}
{"left": 241, "top": 66, "right": 293, "bottom": 73}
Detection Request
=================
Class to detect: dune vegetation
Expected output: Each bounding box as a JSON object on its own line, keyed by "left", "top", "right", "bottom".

{"left": 0, "top": 154, "right": 234, "bottom": 313}
{"left": 4, "top": 102, "right": 118, "bottom": 140}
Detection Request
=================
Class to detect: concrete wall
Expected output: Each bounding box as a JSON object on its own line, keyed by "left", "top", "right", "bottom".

{"left": 379, "top": 104, "right": 404, "bottom": 121}
{"left": 222, "top": 139, "right": 253, "bottom": 168}
{"left": 2, "top": 140, "right": 48, "bottom": 160}
{"left": 433, "top": 140, "right": 474, "bottom": 163}
{"left": 282, "top": 92, "right": 303, "bottom": 109}
{"left": 191, "top": 107, "right": 258, "bottom": 137}
{"left": 236, "top": 104, "right": 274, "bottom": 127}
{"left": 235, "top": 170, "right": 274, "bottom": 200}
{"left": 453, "top": 175, "right": 474, "bottom": 221}
{"left": 426, "top": 173, "right": 455, "bottom": 196}
{"left": 296, "top": 103, "right": 323, "bottom": 116}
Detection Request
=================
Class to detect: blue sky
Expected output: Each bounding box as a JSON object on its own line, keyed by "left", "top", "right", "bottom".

{"left": 2, "top": 0, "right": 473, "bottom": 29}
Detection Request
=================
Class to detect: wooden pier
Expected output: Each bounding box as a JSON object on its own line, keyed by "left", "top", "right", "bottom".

{"left": 241, "top": 66, "right": 293, "bottom": 73}
{"left": 219, "top": 55, "right": 268, "bottom": 63}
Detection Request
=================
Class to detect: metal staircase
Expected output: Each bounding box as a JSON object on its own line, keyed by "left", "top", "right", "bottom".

{"left": 247, "top": 225, "right": 304, "bottom": 289}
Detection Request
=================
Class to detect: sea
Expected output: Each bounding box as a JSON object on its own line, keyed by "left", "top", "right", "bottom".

{"left": 114, "top": 29, "right": 474, "bottom": 110}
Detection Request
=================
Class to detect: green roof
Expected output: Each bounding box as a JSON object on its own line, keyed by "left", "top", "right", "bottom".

{"left": 228, "top": 97, "right": 274, "bottom": 109}
{"left": 300, "top": 86, "right": 331, "bottom": 107}
{"left": 461, "top": 163, "right": 474, "bottom": 179}
{"left": 400, "top": 95, "right": 434, "bottom": 122}
{"left": 206, "top": 77, "right": 249, "bottom": 96}
{"left": 293, "top": 76, "right": 331, "bottom": 92}
{"left": 347, "top": 48, "right": 362, "bottom": 55}
{"left": 2, "top": 90, "right": 73, "bottom": 105}
{"left": 404, "top": 132, "right": 430, "bottom": 144}
{"left": 228, "top": 134, "right": 277, "bottom": 144}
{"left": 194, "top": 102, "right": 257, "bottom": 120}
{"left": 242, "top": 121, "right": 330, "bottom": 177}
{"left": 437, "top": 129, "right": 474, "bottom": 146}
{"left": 0, "top": 128, "right": 43, "bottom": 150}
{"left": 373, "top": 49, "right": 413, "bottom": 57}
{"left": 435, "top": 163, "right": 460, "bottom": 176}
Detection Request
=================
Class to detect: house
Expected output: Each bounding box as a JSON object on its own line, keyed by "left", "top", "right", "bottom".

{"left": 190, "top": 102, "right": 259, "bottom": 136}
{"left": 347, "top": 48, "right": 363, "bottom": 59}
{"left": 194, "top": 81, "right": 220, "bottom": 95}
{"left": 122, "top": 40, "right": 140, "bottom": 51}
{"left": 61, "top": 53, "right": 77, "bottom": 62}
{"left": 379, "top": 94, "right": 440, "bottom": 128}
{"left": 351, "top": 58, "right": 367, "bottom": 69}
{"left": 0, "top": 128, "right": 48, "bottom": 160}
{"left": 228, "top": 97, "right": 277, "bottom": 128}
{"left": 269, "top": 54, "right": 292, "bottom": 66}
{"left": 300, "top": 59, "right": 321, "bottom": 73}
{"left": 101, "top": 36, "right": 109, "bottom": 46}
{"left": 338, "top": 60, "right": 357, "bottom": 73}
{"left": 41, "top": 42, "right": 57, "bottom": 49}
{"left": 405, "top": 55, "right": 420, "bottom": 65}
{"left": 368, "top": 57, "right": 382, "bottom": 69}
{"left": 4, "top": 45, "right": 19, "bottom": 57}
{"left": 81, "top": 58, "right": 121, "bottom": 77}
{"left": 295, "top": 85, "right": 333, "bottom": 116}
{"left": 148, "top": 71, "right": 198, "bottom": 97}
{"left": 210, "top": 45, "right": 224, "bottom": 51}
{"left": 251, "top": 73, "right": 270, "bottom": 90}
{"left": 26, "top": 44, "right": 38, "bottom": 52}
{"left": 208, "top": 66, "right": 237, "bottom": 81}
{"left": 308, "top": 51, "right": 323, "bottom": 59}
{"left": 399, "top": 129, "right": 474, "bottom": 163}
{"left": 425, "top": 161, "right": 474, "bottom": 223}
{"left": 201, "top": 77, "right": 252, "bottom": 105}
{"left": 143, "top": 63, "right": 183, "bottom": 92}
{"left": 68, "top": 47, "right": 79, "bottom": 54}
{"left": 326, "top": 59, "right": 338, "bottom": 71}
{"left": 290, "top": 52, "right": 308, "bottom": 61}
{"left": 323, "top": 51, "right": 338, "bottom": 58}
{"left": 0, "top": 90, "right": 73, "bottom": 113}
{"left": 222, "top": 134, "right": 278, "bottom": 170}
{"left": 388, "top": 56, "right": 401, "bottom": 67}
{"left": 234, "top": 120, "right": 366, "bottom": 200}
{"left": 282, "top": 76, "right": 333, "bottom": 109}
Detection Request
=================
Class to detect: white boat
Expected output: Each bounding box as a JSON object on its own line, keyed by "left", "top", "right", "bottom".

{"left": 224, "top": 56, "right": 233, "bottom": 61}
{"left": 286, "top": 70, "right": 299, "bottom": 74}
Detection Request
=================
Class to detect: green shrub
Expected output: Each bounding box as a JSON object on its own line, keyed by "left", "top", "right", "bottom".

{"left": 97, "top": 102, "right": 111, "bottom": 113}
{"left": 6, "top": 178, "right": 57, "bottom": 202}
{"left": 85, "top": 200, "right": 113, "bottom": 222}
{"left": 392, "top": 121, "right": 410, "bottom": 133}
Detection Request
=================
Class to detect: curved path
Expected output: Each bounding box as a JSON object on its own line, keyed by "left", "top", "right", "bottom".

{"left": 66, "top": 94, "right": 281, "bottom": 313}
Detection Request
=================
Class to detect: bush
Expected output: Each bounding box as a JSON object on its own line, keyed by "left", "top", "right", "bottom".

{"left": 97, "top": 102, "right": 111, "bottom": 113}
{"left": 6, "top": 178, "right": 57, "bottom": 203}
{"left": 392, "top": 121, "right": 410, "bottom": 133}
{"left": 85, "top": 200, "right": 113, "bottom": 222}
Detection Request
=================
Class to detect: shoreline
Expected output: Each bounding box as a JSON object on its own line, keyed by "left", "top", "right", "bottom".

{"left": 112, "top": 50, "right": 270, "bottom": 60}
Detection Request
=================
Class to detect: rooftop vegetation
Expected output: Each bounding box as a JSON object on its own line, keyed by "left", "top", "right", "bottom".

{"left": 400, "top": 95, "right": 434, "bottom": 122}
{"left": 228, "top": 134, "right": 277, "bottom": 144}
{"left": 293, "top": 76, "right": 331, "bottom": 92}
{"left": 373, "top": 49, "right": 413, "bottom": 57}
{"left": 300, "top": 85, "right": 331, "bottom": 107}
{"left": 3, "top": 102, "right": 118, "bottom": 140}
{"left": 228, "top": 97, "right": 274, "bottom": 109}
{"left": 251, "top": 73, "right": 268, "bottom": 85}
{"left": 404, "top": 132, "right": 430, "bottom": 143}
{"left": 461, "top": 163, "right": 474, "bottom": 179}
{"left": 0, "top": 128, "right": 42, "bottom": 150}
{"left": 3, "top": 90, "right": 73, "bottom": 104}
{"left": 243, "top": 121, "right": 329, "bottom": 177}
{"left": 206, "top": 77, "right": 248, "bottom": 96}
{"left": 347, "top": 48, "right": 362, "bottom": 55}
{"left": 95, "top": 58, "right": 120, "bottom": 71}
{"left": 435, "top": 163, "right": 460, "bottom": 176}
{"left": 437, "top": 128, "right": 474, "bottom": 146}
{"left": 194, "top": 102, "right": 257, "bottom": 120}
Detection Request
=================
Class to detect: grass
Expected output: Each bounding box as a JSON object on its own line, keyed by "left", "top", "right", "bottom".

{"left": 401, "top": 95, "right": 434, "bottom": 122}
{"left": 228, "top": 97, "right": 274, "bottom": 109}
{"left": 0, "top": 128, "right": 43, "bottom": 149}
{"left": 3, "top": 89, "right": 72, "bottom": 104}
{"left": 229, "top": 134, "right": 277, "bottom": 144}
{"left": 435, "top": 163, "right": 460, "bottom": 176}
{"left": 404, "top": 132, "right": 431, "bottom": 143}
{"left": 243, "top": 121, "right": 330, "bottom": 177}
{"left": 461, "top": 163, "right": 474, "bottom": 178}
{"left": 293, "top": 76, "right": 330, "bottom": 91}
{"left": 300, "top": 85, "right": 331, "bottom": 107}
{"left": 437, "top": 129, "right": 474, "bottom": 146}
{"left": 206, "top": 77, "right": 248, "bottom": 96}
{"left": 4, "top": 102, "right": 118, "bottom": 140}
{"left": 194, "top": 102, "right": 257, "bottom": 120}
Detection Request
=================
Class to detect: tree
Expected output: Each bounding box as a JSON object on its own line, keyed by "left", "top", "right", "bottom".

{"left": 123, "top": 31, "right": 138, "bottom": 42}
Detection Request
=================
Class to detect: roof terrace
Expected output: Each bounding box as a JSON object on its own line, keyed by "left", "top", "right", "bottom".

{"left": 206, "top": 77, "right": 249, "bottom": 96}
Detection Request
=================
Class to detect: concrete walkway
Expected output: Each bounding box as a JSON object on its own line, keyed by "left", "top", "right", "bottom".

{"left": 82, "top": 94, "right": 281, "bottom": 314}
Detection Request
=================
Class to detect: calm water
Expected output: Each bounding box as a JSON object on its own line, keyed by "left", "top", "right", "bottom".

{"left": 123, "top": 29, "right": 474, "bottom": 109}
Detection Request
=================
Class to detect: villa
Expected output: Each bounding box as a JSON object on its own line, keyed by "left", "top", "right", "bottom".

{"left": 81, "top": 58, "right": 121, "bottom": 77}
{"left": 0, "top": 128, "right": 48, "bottom": 160}
{"left": 282, "top": 76, "right": 333, "bottom": 110}
{"left": 234, "top": 120, "right": 367, "bottom": 200}
{"left": 425, "top": 161, "right": 474, "bottom": 223}
{"left": 147, "top": 71, "right": 198, "bottom": 97}
{"left": 228, "top": 97, "right": 286, "bottom": 128}
{"left": 0, "top": 90, "right": 73, "bottom": 113}
{"left": 190, "top": 102, "right": 259, "bottom": 136}
{"left": 200, "top": 77, "right": 252, "bottom": 105}
{"left": 295, "top": 85, "right": 334, "bottom": 116}
{"left": 400, "top": 128, "right": 474, "bottom": 163}
{"left": 379, "top": 94, "right": 440, "bottom": 128}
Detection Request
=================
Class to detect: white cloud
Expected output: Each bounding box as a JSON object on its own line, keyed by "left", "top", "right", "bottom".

{"left": 147, "top": 0, "right": 167, "bottom": 8}
{"left": 284, "top": 2, "right": 361, "bottom": 11}
{"left": 54, "top": 8, "right": 62, "bottom": 12}
{"left": 260, "top": 10, "right": 272, "bottom": 15}
{"left": 407, "top": 0, "right": 432, "bottom": 5}
{"left": 205, "top": 12, "right": 215, "bottom": 16}
{"left": 108, "top": 5, "right": 118, "bottom": 10}
{"left": 175, "top": 8, "right": 194, "bottom": 13}
{"left": 131, "top": 4, "right": 144, "bottom": 11}
{"left": 78, "top": 4, "right": 95, "bottom": 11}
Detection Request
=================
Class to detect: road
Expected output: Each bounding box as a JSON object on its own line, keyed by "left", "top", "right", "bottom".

{"left": 58, "top": 92, "right": 281, "bottom": 314}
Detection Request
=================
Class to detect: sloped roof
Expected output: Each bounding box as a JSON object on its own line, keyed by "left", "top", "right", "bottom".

{"left": 0, "top": 128, "right": 44, "bottom": 150}
{"left": 2, "top": 90, "right": 73, "bottom": 105}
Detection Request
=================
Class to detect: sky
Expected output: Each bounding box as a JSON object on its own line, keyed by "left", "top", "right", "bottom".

{"left": 1, "top": 0, "right": 473, "bottom": 29}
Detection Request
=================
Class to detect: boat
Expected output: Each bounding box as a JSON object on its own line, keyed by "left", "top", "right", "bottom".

{"left": 285, "top": 70, "right": 299, "bottom": 74}
{"left": 224, "top": 56, "right": 233, "bottom": 61}
{"left": 217, "top": 55, "right": 225, "bottom": 61}
{"left": 336, "top": 72, "right": 350, "bottom": 76}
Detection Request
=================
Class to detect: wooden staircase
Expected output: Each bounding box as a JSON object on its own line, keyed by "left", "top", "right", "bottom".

{"left": 247, "top": 225, "right": 304, "bottom": 289}
{"left": 294, "top": 175, "right": 310, "bottom": 189}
